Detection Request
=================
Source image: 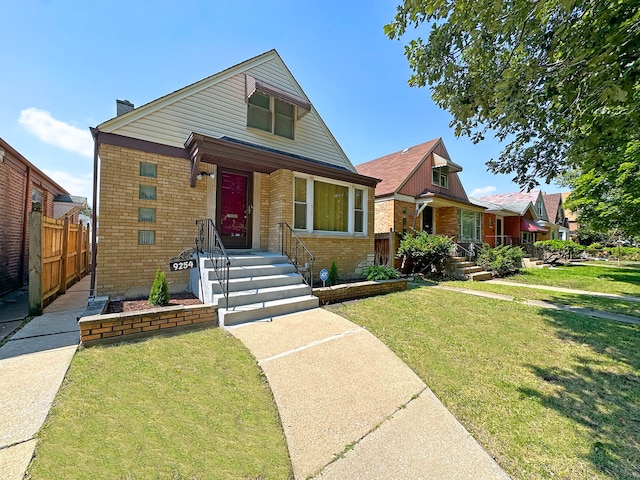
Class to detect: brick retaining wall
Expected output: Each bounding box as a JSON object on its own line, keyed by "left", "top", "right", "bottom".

{"left": 313, "top": 278, "right": 408, "bottom": 305}
{"left": 79, "top": 304, "right": 216, "bottom": 346}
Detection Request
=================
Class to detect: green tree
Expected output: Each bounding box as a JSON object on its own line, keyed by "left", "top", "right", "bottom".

{"left": 564, "top": 139, "right": 640, "bottom": 238}
{"left": 385, "top": 1, "right": 640, "bottom": 190}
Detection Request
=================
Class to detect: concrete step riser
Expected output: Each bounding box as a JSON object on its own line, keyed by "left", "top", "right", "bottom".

{"left": 455, "top": 266, "right": 484, "bottom": 275}
{"left": 203, "top": 254, "right": 290, "bottom": 269}
{"left": 215, "top": 284, "right": 312, "bottom": 308}
{"left": 221, "top": 296, "right": 319, "bottom": 327}
{"left": 208, "top": 264, "right": 297, "bottom": 281}
{"left": 470, "top": 272, "right": 493, "bottom": 281}
{"left": 210, "top": 274, "right": 304, "bottom": 294}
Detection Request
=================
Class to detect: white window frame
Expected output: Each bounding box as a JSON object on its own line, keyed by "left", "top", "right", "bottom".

{"left": 293, "top": 173, "right": 367, "bottom": 236}
{"left": 457, "top": 209, "right": 482, "bottom": 243}
{"left": 432, "top": 169, "right": 449, "bottom": 189}
{"left": 247, "top": 92, "right": 296, "bottom": 140}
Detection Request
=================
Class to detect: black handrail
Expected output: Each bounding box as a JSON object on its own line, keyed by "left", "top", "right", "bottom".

{"left": 195, "top": 219, "right": 230, "bottom": 307}
{"left": 278, "top": 222, "right": 315, "bottom": 287}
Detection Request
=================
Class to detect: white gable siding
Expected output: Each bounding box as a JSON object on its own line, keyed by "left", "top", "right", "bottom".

{"left": 104, "top": 55, "right": 354, "bottom": 171}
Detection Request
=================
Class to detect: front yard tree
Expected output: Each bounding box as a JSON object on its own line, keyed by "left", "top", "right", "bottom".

{"left": 385, "top": 1, "right": 640, "bottom": 190}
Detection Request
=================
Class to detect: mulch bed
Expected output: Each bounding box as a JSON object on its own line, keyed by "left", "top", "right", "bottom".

{"left": 106, "top": 292, "right": 202, "bottom": 314}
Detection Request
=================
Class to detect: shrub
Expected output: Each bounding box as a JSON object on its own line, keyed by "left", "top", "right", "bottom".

{"left": 148, "top": 268, "right": 170, "bottom": 306}
{"left": 396, "top": 232, "right": 454, "bottom": 274}
{"left": 535, "top": 240, "right": 585, "bottom": 262}
{"left": 477, "top": 245, "right": 523, "bottom": 277}
{"left": 362, "top": 264, "right": 401, "bottom": 281}
{"left": 328, "top": 261, "right": 340, "bottom": 286}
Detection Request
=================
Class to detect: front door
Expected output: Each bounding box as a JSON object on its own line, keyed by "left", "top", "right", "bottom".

{"left": 216, "top": 169, "right": 253, "bottom": 248}
{"left": 422, "top": 206, "right": 433, "bottom": 234}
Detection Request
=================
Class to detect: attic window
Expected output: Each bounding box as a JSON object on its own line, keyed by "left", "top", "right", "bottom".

{"left": 432, "top": 169, "right": 448, "bottom": 189}
{"left": 245, "top": 75, "right": 311, "bottom": 140}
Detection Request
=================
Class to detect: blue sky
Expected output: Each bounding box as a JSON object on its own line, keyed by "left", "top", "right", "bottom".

{"left": 1, "top": 0, "right": 564, "bottom": 207}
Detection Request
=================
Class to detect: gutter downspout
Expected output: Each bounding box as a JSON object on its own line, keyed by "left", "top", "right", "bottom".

{"left": 89, "top": 127, "right": 100, "bottom": 300}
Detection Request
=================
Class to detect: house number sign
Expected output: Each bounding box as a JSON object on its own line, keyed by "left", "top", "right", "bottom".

{"left": 169, "top": 259, "right": 196, "bottom": 271}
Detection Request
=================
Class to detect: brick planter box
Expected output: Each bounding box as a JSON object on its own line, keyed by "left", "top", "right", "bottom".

{"left": 79, "top": 304, "right": 216, "bottom": 346}
{"left": 313, "top": 278, "right": 408, "bottom": 305}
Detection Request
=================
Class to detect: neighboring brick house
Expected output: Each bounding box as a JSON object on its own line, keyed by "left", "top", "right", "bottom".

{"left": 92, "top": 50, "right": 379, "bottom": 298}
{"left": 560, "top": 192, "right": 580, "bottom": 237}
{"left": 479, "top": 190, "right": 549, "bottom": 246}
{"left": 356, "top": 138, "right": 485, "bottom": 247}
{"left": 0, "top": 137, "right": 85, "bottom": 295}
{"left": 542, "top": 193, "right": 570, "bottom": 240}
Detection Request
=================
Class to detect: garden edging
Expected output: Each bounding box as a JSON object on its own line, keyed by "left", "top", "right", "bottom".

{"left": 313, "top": 278, "right": 408, "bottom": 304}
{"left": 78, "top": 303, "right": 217, "bottom": 346}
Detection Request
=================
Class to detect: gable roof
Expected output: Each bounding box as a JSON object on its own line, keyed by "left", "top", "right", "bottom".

{"left": 97, "top": 49, "right": 356, "bottom": 173}
{"left": 480, "top": 190, "right": 547, "bottom": 218}
{"left": 543, "top": 193, "right": 563, "bottom": 224}
{"left": 355, "top": 138, "right": 441, "bottom": 196}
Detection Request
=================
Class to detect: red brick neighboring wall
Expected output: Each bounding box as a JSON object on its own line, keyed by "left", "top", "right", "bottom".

{"left": 78, "top": 304, "right": 216, "bottom": 346}
{"left": 483, "top": 213, "right": 497, "bottom": 247}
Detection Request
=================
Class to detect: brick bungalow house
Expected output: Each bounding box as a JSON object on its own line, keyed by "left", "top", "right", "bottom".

{"left": 356, "top": 138, "right": 485, "bottom": 262}
{"left": 0, "top": 137, "right": 85, "bottom": 295}
{"left": 543, "top": 192, "right": 570, "bottom": 240}
{"left": 92, "top": 50, "right": 378, "bottom": 304}
{"left": 478, "top": 190, "right": 549, "bottom": 247}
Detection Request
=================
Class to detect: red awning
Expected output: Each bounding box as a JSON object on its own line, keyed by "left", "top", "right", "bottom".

{"left": 520, "top": 218, "right": 547, "bottom": 233}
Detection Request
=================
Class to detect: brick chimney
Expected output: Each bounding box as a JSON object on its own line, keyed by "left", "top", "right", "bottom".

{"left": 116, "top": 99, "right": 134, "bottom": 116}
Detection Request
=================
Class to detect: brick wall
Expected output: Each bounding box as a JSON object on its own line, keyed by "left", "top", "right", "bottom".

{"left": 483, "top": 213, "right": 496, "bottom": 246}
{"left": 98, "top": 144, "right": 208, "bottom": 297}
{"left": 313, "top": 278, "right": 407, "bottom": 304}
{"left": 374, "top": 200, "right": 392, "bottom": 234}
{"left": 78, "top": 304, "right": 216, "bottom": 346}
{"left": 0, "top": 161, "right": 27, "bottom": 294}
{"left": 435, "top": 206, "right": 458, "bottom": 239}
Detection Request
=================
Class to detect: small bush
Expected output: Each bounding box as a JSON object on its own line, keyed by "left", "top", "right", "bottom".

{"left": 396, "top": 231, "right": 454, "bottom": 274}
{"left": 477, "top": 245, "right": 523, "bottom": 277}
{"left": 535, "top": 240, "right": 585, "bottom": 262}
{"left": 148, "top": 268, "right": 170, "bottom": 306}
{"left": 362, "top": 265, "right": 401, "bottom": 281}
{"left": 328, "top": 261, "right": 340, "bottom": 286}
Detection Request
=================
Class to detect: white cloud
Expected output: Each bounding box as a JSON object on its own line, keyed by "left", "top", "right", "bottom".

{"left": 19, "top": 108, "right": 93, "bottom": 158}
{"left": 470, "top": 186, "right": 497, "bottom": 197}
{"left": 44, "top": 169, "right": 94, "bottom": 205}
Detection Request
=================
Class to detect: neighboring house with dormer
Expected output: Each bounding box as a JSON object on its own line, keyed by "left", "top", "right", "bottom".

{"left": 356, "top": 138, "right": 485, "bottom": 249}
{"left": 560, "top": 192, "right": 580, "bottom": 238}
{"left": 542, "top": 193, "right": 570, "bottom": 240}
{"left": 479, "top": 190, "right": 549, "bottom": 246}
{"left": 92, "top": 50, "right": 378, "bottom": 305}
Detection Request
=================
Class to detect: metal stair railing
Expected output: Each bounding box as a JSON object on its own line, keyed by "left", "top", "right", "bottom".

{"left": 452, "top": 242, "right": 477, "bottom": 261}
{"left": 195, "top": 219, "right": 230, "bottom": 307}
{"left": 278, "top": 222, "right": 315, "bottom": 287}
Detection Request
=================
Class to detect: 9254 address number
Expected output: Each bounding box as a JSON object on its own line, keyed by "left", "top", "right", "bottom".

{"left": 169, "top": 260, "right": 196, "bottom": 271}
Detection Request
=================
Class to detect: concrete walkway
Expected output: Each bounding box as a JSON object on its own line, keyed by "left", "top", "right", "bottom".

{"left": 486, "top": 279, "right": 640, "bottom": 303}
{"left": 0, "top": 277, "right": 88, "bottom": 480}
{"left": 229, "top": 309, "right": 509, "bottom": 480}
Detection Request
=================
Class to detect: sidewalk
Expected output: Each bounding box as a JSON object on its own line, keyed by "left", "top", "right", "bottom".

{"left": 0, "top": 277, "right": 88, "bottom": 480}
{"left": 0, "top": 288, "right": 29, "bottom": 344}
{"left": 229, "top": 309, "right": 509, "bottom": 479}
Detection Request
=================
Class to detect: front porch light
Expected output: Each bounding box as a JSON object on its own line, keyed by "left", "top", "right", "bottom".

{"left": 196, "top": 171, "right": 215, "bottom": 180}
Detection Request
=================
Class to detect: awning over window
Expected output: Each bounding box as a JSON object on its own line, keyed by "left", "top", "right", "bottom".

{"left": 433, "top": 152, "right": 463, "bottom": 173}
{"left": 245, "top": 75, "right": 311, "bottom": 119}
{"left": 520, "top": 218, "right": 547, "bottom": 233}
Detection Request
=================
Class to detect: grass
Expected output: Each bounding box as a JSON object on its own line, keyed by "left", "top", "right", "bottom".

{"left": 443, "top": 280, "right": 640, "bottom": 318}
{"left": 26, "top": 328, "right": 292, "bottom": 480}
{"left": 505, "top": 264, "right": 640, "bottom": 296}
{"left": 327, "top": 286, "right": 640, "bottom": 480}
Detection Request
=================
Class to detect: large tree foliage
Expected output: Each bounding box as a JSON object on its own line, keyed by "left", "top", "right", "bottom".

{"left": 385, "top": 1, "right": 640, "bottom": 190}
{"left": 564, "top": 139, "right": 640, "bottom": 237}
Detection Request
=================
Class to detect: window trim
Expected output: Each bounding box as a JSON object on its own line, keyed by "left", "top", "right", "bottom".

{"left": 432, "top": 169, "right": 449, "bottom": 189}
{"left": 247, "top": 92, "right": 296, "bottom": 140}
{"left": 292, "top": 173, "right": 367, "bottom": 236}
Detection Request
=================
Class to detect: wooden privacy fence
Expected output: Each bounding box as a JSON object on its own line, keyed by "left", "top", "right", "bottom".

{"left": 29, "top": 210, "right": 90, "bottom": 315}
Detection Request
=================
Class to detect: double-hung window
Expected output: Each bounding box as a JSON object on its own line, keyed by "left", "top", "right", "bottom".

{"left": 457, "top": 209, "right": 482, "bottom": 243}
{"left": 248, "top": 92, "right": 295, "bottom": 139}
{"left": 293, "top": 175, "right": 366, "bottom": 235}
{"left": 432, "top": 169, "right": 448, "bottom": 188}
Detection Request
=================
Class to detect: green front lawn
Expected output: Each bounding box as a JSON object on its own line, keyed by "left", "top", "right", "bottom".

{"left": 328, "top": 286, "right": 640, "bottom": 480}
{"left": 443, "top": 280, "right": 640, "bottom": 318}
{"left": 27, "top": 329, "right": 292, "bottom": 480}
{"left": 507, "top": 264, "right": 640, "bottom": 296}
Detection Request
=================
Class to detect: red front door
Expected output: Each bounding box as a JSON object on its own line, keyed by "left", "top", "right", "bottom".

{"left": 217, "top": 169, "right": 253, "bottom": 248}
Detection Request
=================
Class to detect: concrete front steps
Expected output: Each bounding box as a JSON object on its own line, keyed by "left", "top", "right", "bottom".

{"left": 195, "top": 251, "right": 318, "bottom": 327}
{"left": 448, "top": 256, "right": 493, "bottom": 281}
{"left": 522, "top": 256, "right": 551, "bottom": 269}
